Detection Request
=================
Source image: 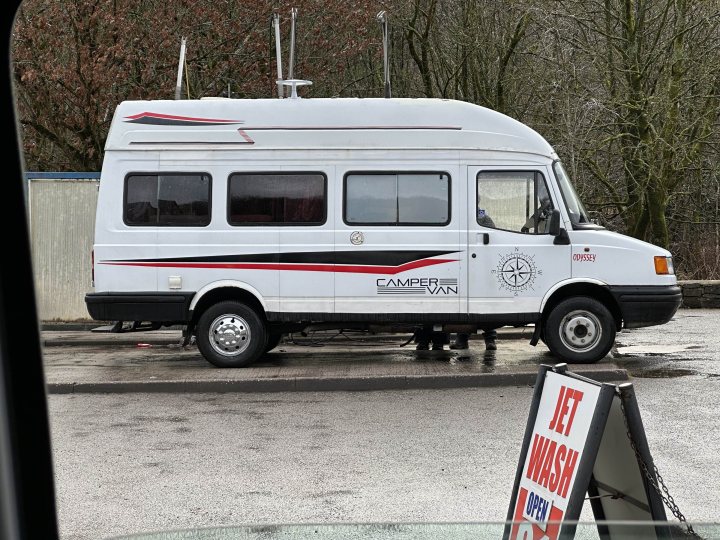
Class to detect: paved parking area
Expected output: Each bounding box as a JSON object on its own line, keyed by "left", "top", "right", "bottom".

{"left": 41, "top": 328, "right": 626, "bottom": 393}
{"left": 45, "top": 310, "right": 720, "bottom": 539}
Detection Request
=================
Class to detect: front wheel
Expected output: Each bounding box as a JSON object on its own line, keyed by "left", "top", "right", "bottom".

{"left": 264, "top": 332, "right": 283, "bottom": 353}
{"left": 196, "top": 301, "right": 267, "bottom": 368}
{"left": 544, "top": 297, "right": 615, "bottom": 364}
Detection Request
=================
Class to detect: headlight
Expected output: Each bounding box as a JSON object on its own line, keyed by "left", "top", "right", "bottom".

{"left": 654, "top": 256, "right": 674, "bottom": 275}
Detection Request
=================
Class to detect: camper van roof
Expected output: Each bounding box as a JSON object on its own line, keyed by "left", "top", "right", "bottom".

{"left": 106, "top": 98, "right": 556, "bottom": 157}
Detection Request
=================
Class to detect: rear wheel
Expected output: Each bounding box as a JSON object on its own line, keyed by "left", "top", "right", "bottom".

{"left": 545, "top": 297, "right": 615, "bottom": 364}
{"left": 196, "top": 301, "right": 267, "bottom": 368}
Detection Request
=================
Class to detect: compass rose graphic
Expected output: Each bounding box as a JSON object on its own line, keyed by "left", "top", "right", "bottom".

{"left": 491, "top": 249, "right": 541, "bottom": 295}
{"left": 501, "top": 256, "right": 532, "bottom": 288}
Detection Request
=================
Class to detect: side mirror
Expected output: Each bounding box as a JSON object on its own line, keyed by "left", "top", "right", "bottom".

{"left": 550, "top": 209, "right": 571, "bottom": 245}
{"left": 548, "top": 209, "right": 561, "bottom": 236}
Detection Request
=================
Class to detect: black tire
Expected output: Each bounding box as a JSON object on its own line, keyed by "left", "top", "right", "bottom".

{"left": 264, "top": 332, "right": 283, "bottom": 353}
{"left": 544, "top": 297, "right": 615, "bottom": 364}
{"left": 196, "top": 301, "right": 267, "bottom": 368}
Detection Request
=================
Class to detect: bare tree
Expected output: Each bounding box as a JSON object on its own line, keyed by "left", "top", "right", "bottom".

{"left": 12, "top": 0, "right": 382, "bottom": 170}
{"left": 548, "top": 0, "right": 720, "bottom": 249}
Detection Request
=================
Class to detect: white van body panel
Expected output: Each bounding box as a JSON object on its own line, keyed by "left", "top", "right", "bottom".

{"left": 540, "top": 278, "right": 608, "bottom": 311}
{"left": 94, "top": 151, "right": 160, "bottom": 292}
{"left": 105, "top": 98, "right": 556, "bottom": 156}
{"left": 569, "top": 231, "right": 675, "bottom": 286}
{"left": 190, "top": 280, "right": 270, "bottom": 312}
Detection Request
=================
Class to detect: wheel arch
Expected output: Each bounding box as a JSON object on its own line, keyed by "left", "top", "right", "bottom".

{"left": 189, "top": 281, "right": 267, "bottom": 325}
{"left": 541, "top": 280, "right": 622, "bottom": 331}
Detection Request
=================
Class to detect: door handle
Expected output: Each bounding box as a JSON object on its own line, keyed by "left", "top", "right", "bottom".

{"left": 475, "top": 233, "right": 490, "bottom": 246}
{"left": 476, "top": 232, "right": 490, "bottom": 245}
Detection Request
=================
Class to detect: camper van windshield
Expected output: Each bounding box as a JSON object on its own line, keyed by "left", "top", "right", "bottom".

{"left": 553, "top": 161, "right": 590, "bottom": 226}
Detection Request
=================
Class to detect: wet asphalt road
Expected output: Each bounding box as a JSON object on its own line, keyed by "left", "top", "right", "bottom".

{"left": 41, "top": 326, "right": 626, "bottom": 393}
{"left": 613, "top": 309, "right": 720, "bottom": 379}
{"left": 47, "top": 309, "right": 720, "bottom": 540}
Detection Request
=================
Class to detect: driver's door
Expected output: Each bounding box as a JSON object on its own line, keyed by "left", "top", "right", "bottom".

{"left": 467, "top": 167, "right": 571, "bottom": 317}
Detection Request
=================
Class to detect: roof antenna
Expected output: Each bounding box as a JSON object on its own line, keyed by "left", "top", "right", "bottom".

{"left": 288, "top": 7, "right": 297, "bottom": 81}
{"left": 272, "top": 14, "right": 284, "bottom": 98}
{"left": 174, "top": 37, "right": 188, "bottom": 100}
{"left": 282, "top": 7, "right": 312, "bottom": 99}
{"left": 377, "top": 11, "right": 391, "bottom": 98}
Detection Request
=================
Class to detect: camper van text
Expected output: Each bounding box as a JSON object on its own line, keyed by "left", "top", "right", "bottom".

{"left": 376, "top": 277, "right": 458, "bottom": 295}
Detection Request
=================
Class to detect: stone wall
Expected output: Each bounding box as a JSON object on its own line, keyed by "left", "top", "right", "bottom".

{"left": 678, "top": 280, "right": 720, "bottom": 308}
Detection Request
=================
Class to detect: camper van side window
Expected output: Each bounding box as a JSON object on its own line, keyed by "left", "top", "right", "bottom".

{"left": 476, "top": 171, "right": 553, "bottom": 234}
{"left": 124, "top": 173, "right": 211, "bottom": 226}
{"left": 228, "top": 173, "right": 326, "bottom": 225}
{"left": 344, "top": 172, "right": 450, "bottom": 225}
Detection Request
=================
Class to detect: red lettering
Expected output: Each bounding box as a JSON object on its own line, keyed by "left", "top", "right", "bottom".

{"left": 549, "top": 443, "right": 567, "bottom": 493}
{"left": 526, "top": 435, "right": 580, "bottom": 499}
{"left": 556, "top": 448, "right": 579, "bottom": 498}
{"left": 564, "top": 389, "right": 584, "bottom": 435}
{"left": 537, "top": 440, "right": 557, "bottom": 490}
{"left": 550, "top": 386, "right": 584, "bottom": 436}
{"left": 548, "top": 386, "right": 567, "bottom": 432}
{"left": 526, "top": 434, "right": 550, "bottom": 483}
{"left": 573, "top": 253, "right": 597, "bottom": 262}
{"left": 551, "top": 387, "right": 571, "bottom": 435}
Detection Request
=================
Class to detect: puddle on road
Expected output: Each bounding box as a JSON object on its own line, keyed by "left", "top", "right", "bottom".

{"left": 614, "top": 343, "right": 702, "bottom": 357}
{"left": 614, "top": 339, "right": 707, "bottom": 379}
{"left": 614, "top": 357, "right": 701, "bottom": 379}
{"left": 629, "top": 367, "right": 698, "bottom": 379}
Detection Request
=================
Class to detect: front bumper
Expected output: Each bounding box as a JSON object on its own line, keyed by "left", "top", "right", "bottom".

{"left": 609, "top": 285, "right": 682, "bottom": 329}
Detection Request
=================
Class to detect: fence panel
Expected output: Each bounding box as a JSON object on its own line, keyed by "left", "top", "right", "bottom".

{"left": 28, "top": 175, "right": 99, "bottom": 321}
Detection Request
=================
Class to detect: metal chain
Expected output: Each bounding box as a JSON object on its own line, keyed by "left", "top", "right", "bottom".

{"left": 619, "top": 397, "right": 700, "bottom": 538}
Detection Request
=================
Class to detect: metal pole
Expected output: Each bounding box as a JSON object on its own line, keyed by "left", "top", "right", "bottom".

{"left": 273, "top": 14, "right": 284, "bottom": 98}
{"left": 377, "top": 11, "right": 391, "bottom": 98}
{"left": 288, "top": 7, "right": 297, "bottom": 81}
{"left": 174, "top": 37, "right": 187, "bottom": 100}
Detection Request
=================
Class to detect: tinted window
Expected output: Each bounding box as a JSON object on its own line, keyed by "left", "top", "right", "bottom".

{"left": 476, "top": 171, "right": 554, "bottom": 234}
{"left": 345, "top": 172, "right": 450, "bottom": 225}
{"left": 124, "top": 173, "right": 211, "bottom": 226}
{"left": 345, "top": 174, "right": 397, "bottom": 223}
{"left": 228, "top": 173, "right": 326, "bottom": 225}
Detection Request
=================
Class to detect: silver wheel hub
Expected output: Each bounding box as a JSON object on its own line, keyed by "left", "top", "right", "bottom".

{"left": 209, "top": 314, "right": 251, "bottom": 356}
{"left": 559, "top": 310, "right": 602, "bottom": 353}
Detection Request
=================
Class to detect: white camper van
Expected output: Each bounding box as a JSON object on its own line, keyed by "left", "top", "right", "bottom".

{"left": 85, "top": 98, "right": 681, "bottom": 367}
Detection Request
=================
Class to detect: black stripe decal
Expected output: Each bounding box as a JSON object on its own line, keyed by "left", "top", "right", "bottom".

{"left": 110, "top": 250, "right": 459, "bottom": 266}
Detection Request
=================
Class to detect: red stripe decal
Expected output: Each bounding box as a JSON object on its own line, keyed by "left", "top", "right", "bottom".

{"left": 101, "top": 258, "right": 456, "bottom": 275}
{"left": 237, "top": 129, "right": 255, "bottom": 144}
{"left": 124, "top": 112, "right": 242, "bottom": 124}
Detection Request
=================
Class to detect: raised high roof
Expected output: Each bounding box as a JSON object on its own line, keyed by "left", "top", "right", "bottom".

{"left": 106, "top": 98, "right": 556, "bottom": 158}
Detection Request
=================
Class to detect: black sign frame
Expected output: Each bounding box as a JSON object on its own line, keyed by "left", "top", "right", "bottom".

{"left": 504, "top": 364, "right": 668, "bottom": 540}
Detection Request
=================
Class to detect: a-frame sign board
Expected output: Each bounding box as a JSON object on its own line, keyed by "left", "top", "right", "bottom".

{"left": 504, "top": 364, "right": 669, "bottom": 540}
